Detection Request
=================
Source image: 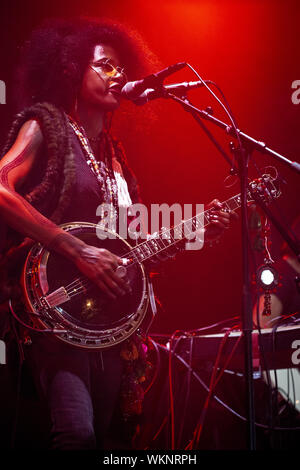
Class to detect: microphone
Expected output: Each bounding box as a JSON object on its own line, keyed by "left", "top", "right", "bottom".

{"left": 130, "top": 80, "right": 206, "bottom": 105}
{"left": 121, "top": 62, "right": 186, "bottom": 100}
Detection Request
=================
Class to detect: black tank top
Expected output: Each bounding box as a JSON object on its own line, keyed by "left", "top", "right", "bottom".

{"left": 1, "top": 127, "right": 115, "bottom": 256}
{"left": 60, "top": 128, "right": 106, "bottom": 225}
{"left": 20, "top": 126, "right": 110, "bottom": 226}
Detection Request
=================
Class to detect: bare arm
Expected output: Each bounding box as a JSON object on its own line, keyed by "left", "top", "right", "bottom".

{"left": 0, "top": 120, "right": 130, "bottom": 299}
{"left": 0, "top": 120, "right": 77, "bottom": 249}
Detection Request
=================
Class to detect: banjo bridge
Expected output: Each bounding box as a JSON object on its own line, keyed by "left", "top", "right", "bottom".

{"left": 42, "top": 286, "right": 71, "bottom": 308}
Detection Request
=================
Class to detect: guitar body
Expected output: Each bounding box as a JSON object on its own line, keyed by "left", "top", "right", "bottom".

{"left": 22, "top": 222, "right": 149, "bottom": 349}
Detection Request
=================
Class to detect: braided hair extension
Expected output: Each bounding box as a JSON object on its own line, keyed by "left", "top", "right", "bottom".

{"left": 2, "top": 102, "right": 75, "bottom": 224}
{"left": 102, "top": 130, "right": 141, "bottom": 206}
{"left": 0, "top": 102, "right": 75, "bottom": 284}
{"left": 97, "top": 111, "right": 140, "bottom": 206}
{"left": 114, "top": 139, "right": 141, "bottom": 205}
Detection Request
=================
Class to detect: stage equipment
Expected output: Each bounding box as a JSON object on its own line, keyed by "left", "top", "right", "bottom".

{"left": 136, "top": 326, "right": 300, "bottom": 450}
{"left": 172, "top": 323, "right": 300, "bottom": 371}
{"left": 130, "top": 60, "right": 299, "bottom": 449}
{"left": 256, "top": 264, "right": 279, "bottom": 290}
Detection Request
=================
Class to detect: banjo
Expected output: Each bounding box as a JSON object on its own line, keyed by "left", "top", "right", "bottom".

{"left": 19, "top": 173, "right": 280, "bottom": 350}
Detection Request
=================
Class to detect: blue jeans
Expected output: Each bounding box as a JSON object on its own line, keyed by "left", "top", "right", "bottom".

{"left": 26, "top": 335, "right": 123, "bottom": 449}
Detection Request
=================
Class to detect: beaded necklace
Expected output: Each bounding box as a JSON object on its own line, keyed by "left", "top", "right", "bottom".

{"left": 68, "top": 116, "right": 119, "bottom": 227}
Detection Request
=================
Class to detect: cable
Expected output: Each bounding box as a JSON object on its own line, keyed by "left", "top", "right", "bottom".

{"left": 186, "top": 324, "right": 241, "bottom": 449}
{"left": 8, "top": 299, "right": 67, "bottom": 334}
{"left": 184, "top": 64, "right": 293, "bottom": 445}
{"left": 140, "top": 335, "right": 182, "bottom": 449}
{"left": 271, "top": 321, "right": 280, "bottom": 441}
{"left": 146, "top": 331, "right": 199, "bottom": 450}
{"left": 163, "top": 344, "right": 300, "bottom": 433}
{"left": 150, "top": 315, "right": 239, "bottom": 340}
{"left": 290, "top": 368, "right": 296, "bottom": 410}
{"left": 185, "top": 62, "right": 243, "bottom": 170}
{"left": 254, "top": 280, "right": 276, "bottom": 441}
{"left": 187, "top": 330, "right": 231, "bottom": 449}
{"left": 144, "top": 337, "right": 162, "bottom": 395}
{"left": 204, "top": 80, "right": 239, "bottom": 126}
{"left": 177, "top": 335, "right": 194, "bottom": 448}
{"left": 141, "top": 342, "right": 300, "bottom": 450}
{"left": 249, "top": 202, "right": 283, "bottom": 444}
{"left": 167, "top": 329, "right": 183, "bottom": 450}
{"left": 184, "top": 64, "right": 281, "bottom": 449}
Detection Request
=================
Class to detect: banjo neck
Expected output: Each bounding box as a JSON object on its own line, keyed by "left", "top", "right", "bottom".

{"left": 126, "top": 193, "right": 242, "bottom": 265}
{"left": 126, "top": 172, "right": 280, "bottom": 265}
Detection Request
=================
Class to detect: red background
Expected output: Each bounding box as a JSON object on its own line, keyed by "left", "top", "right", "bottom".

{"left": 0, "top": 0, "right": 299, "bottom": 335}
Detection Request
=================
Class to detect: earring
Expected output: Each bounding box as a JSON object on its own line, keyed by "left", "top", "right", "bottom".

{"left": 74, "top": 96, "right": 78, "bottom": 115}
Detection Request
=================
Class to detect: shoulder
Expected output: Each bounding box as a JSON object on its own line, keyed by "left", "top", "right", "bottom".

{"left": 0, "top": 119, "right": 44, "bottom": 189}
{"left": 1, "top": 118, "right": 44, "bottom": 160}
{"left": 15, "top": 119, "right": 44, "bottom": 148}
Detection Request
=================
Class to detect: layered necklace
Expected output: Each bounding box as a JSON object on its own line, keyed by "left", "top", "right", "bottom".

{"left": 68, "top": 116, "right": 119, "bottom": 227}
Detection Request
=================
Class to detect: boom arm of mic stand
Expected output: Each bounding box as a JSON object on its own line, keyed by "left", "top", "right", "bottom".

{"left": 168, "top": 92, "right": 300, "bottom": 259}
{"left": 168, "top": 93, "right": 300, "bottom": 175}
{"left": 173, "top": 96, "right": 236, "bottom": 170}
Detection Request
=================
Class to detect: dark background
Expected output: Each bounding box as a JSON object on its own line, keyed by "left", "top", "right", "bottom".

{"left": 0, "top": 0, "right": 299, "bottom": 336}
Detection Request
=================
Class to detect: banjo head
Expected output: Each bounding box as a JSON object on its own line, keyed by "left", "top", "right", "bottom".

{"left": 22, "top": 222, "right": 149, "bottom": 349}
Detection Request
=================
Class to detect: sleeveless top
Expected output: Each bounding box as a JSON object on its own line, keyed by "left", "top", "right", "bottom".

{"left": 60, "top": 127, "right": 114, "bottom": 225}
{"left": 0, "top": 122, "right": 135, "bottom": 302}
{"left": 19, "top": 124, "right": 134, "bottom": 226}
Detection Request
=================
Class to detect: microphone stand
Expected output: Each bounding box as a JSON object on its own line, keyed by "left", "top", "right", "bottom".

{"left": 165, "top": 92, "right": 300, "bottom": 450}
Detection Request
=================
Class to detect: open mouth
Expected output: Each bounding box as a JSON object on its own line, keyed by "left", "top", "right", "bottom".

{"left": 108, "top": 85, "right": 122, "bottom": 97}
